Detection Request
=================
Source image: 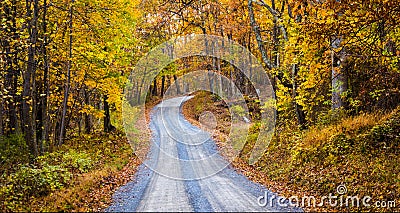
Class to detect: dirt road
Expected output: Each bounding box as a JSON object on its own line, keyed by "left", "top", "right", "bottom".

{"left": 106, "top": 96, "right": 301, "bottom": 212}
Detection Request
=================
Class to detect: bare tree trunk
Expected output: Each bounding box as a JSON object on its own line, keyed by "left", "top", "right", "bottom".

{"left": 208, "top": 71, "right": 214, "bottom": 93}
{"left": 11, "top": 0, "right": 19, "bottom": 134}
{"left": 161, "top": 75, "right": 165, "bottom": 97}
{"left": 247, "top": 36, "right": 253, "bottom": 95}
{"left": 227, "top": 33, "right": 236, "bottom": 97}
{"left": 167, "top": 75, "right": 171, "bottom": 92}
{"left": 128, "top": 81, "right": 136, "bottom": 106}
{"left": 217, "top": 56, "right": 223, "bottom": 95}
{"left": 23, "top": 0, "right": 39, "bottom": 158}
{"left": 173, "top": 75, "right": 181, "bottom": 95}
{"left": 152, "top": 78, "right": 157, "bottom": 96}
{"left": 133, "top": 81, "right": 138, "bottom": 105}
{"left": 104, "top": 96, "right": 110, "bottom": 132}
{"left": 36, "top": 0, "right": 49, "bottom": 153}
{"left": 271, "top": 0, "right": 279, "bottom": 68}
{"left": 4, "top": 0, "right": 19, "bottom": 134}
{"left": 41, "top": 0, "right": 50, "bottom": 149}
{"left": 209, "top": 42, "right": 219, "bottom": 93}
{"left": 137, "top": 72, "right": 146, "bottom": 104}
{"left": 0, "top": 92, "right": 3, "bottom": 137}
{"left": 331, "top": 37, "right": 348, "bottom": 110}
{"left": 1, "top": 29, "right": 7, "bottom": 137}
{"left": 219, "top": 29, "right": 225, "bottom": 95}
{"left": 59, "top": 0, "right": 74, "bottom": 146}
{"left": 247, "top": 0, "right": 274, "bottom": 70}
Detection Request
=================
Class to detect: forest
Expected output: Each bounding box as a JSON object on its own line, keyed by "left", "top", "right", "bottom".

{"left": 1, "top": 0, "right": 399, "bottom": 211}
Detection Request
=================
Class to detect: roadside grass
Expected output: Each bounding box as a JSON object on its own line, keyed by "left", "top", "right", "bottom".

{"left": 182, "top": 91, "right": 400, "bottom": 212}
{"left": 0, "top": 131, "right": 140, "bottom": 211}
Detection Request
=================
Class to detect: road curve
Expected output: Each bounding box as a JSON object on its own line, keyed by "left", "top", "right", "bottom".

{"left": 106, "top": 96, "right": 301, "bottom": 212}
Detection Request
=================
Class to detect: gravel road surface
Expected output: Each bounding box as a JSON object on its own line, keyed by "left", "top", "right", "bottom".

{"left": 106, "top": 96, "right": 301, "bottom": 212}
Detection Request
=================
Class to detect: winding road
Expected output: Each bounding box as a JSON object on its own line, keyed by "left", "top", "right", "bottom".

{"left": 106, "top": 96, "right": 301, "bottom": 212}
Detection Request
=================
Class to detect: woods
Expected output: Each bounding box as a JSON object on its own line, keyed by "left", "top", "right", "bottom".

{"left": 1, "top": 0, "right": 399, "bottom": 211}
{"left": 138, "top": 0, "right": 399, "bottom": 126}
{"left": 1, "top": 0, "right": 138, "bottom": 156}
{"left": 2, "top": 0, "right": 398, "bottom": 155}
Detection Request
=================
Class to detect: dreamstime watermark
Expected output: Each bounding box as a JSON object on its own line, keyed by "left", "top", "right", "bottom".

{"left": 257, "top": 184, "right": 396, "bottom": 209}
{"left": 122, "top": 34, "right": 276, "bottom": 180}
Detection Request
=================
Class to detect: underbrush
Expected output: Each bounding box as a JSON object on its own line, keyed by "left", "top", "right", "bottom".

{"left": 183, "top": 92, "right": 399, "bottom": 212}
{"left": 0, "top": 131, "right": 137, "bottom": 211}
{"left": 258, "top": 107, "right": 400, "bottom": 211}
{"left": 182, "top": 91, "right": 231, "bottom": 134}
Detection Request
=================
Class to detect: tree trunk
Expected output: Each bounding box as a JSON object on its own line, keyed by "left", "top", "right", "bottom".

{"left": 4, "top": 0, "right": 19, "bottom": 134}
{"left": 161, "top": 75, "right": 166, "bottom": 97}
{"left": 11, "top": 0, "right": 19, "bottom": 134}
{"left": 84, "top": 88, "right": 92, "bottom": 134}
{"left": 36, "top": 92, "right": 43, "bottom": 153}
{"left": 39, "top": 0, "right": 50, "bottom": 151}
{"left": 227, "top": 33, "right": 236, "bottom": 97}
{"left": 167, "top": 75, "right": 171, "bottom": 92}
{"left": 173, "top": 75, "right": 181, "bottom": 95}
{"left": 331, "top": 37, "right": 348, "bottom": 110}
{"left": 152, "top": 78, "right": 157, "bottom": 96}
{"left": 292, "top": 64, "right": 306, "bottom": 129}
{"left": 23, "top": 0, "right": 39, "bottom": 158}
{"left": 0, "top": 95, "right": 3, "bottom": 137}
{"left": 247, "top": 37, "right": 253, "bottom": 96}
{"left": 272, "top": 0, "right": 279, "bottom": 68}
{"left": 137, "top": 72, "right": 146, "bottom": 104}
{"left": 208, "top": 71, "right": 214, "bottom": 93}
{"left": 247, "top": 0, "right": 274, "bottom": 70}
{"left": 103, "top": 95, "right": 115, "bottom": 132}
{"left": 59, "top": 0, "right": 74, "bottom": 146}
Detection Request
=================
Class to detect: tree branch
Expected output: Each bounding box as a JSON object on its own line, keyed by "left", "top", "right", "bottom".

{"left": 251, "top": 0, "right": 288, "bottom": 41}
{"left": 248, "top": 0, "right": 274, "bottom": 69}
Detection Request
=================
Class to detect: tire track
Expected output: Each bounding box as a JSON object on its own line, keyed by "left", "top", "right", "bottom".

{"left": 106, "top": 96, "right": 302, "bottom": 212}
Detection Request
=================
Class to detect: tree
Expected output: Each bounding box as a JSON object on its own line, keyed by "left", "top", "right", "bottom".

{"left": 1, "top": 0, "right": 140, "bottom": 155}
{"left": 58, "top": 0, "right": 74, "bottom": 146}
{"left": 22, "top": 0, "right": 40, "bottom": 157}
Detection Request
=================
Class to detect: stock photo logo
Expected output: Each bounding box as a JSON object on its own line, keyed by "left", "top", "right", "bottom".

{"left": 258, "top": 184, "right": 396, "bottom": 209}
{"left": 122, "top": 34, "right": 276, "bottom": 180}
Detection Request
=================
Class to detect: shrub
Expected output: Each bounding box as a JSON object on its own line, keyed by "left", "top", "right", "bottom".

{"left": 61, "top": 149, "right": 94, "bottom": 173}
{"left": 367, "top": 108, "right": 400, "bottom": 150}
{"left": 0, "top": 134, "right": 29, "bottom": 172}
{"left": 0, "top": 163, "right": 71, "bottom": 210}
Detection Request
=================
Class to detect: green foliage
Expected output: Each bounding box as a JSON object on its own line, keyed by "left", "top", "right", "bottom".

{"left": 191, "top": 91, "right": 213, "bottom": 118}
{"left": 61, "top": 150, "right": 93, "bottom": 173}
{"left": 1, "top": 147, "right": 96, "bottom": 211}
{"left": 239, "top": 122, "right": 260, "bottom": 160}
{"left": 315, "top": 109, "right": 348, "bottom": 127}
{"left": 0, "top": 132, "right": 134, "bottom": 211}
{"left": 365, "top": 108, "right": 400, "bottom": 151}
{"left": 0, "top": 149, "right": 94, "bottom": 210}
{"left": 324, "top": 133, "right": 354, "bottom": 156}
{"left": 0, "top": 134, "right": 29, "bottom": 169}
{"left": 195, "top": 104, "right": 204, "bottom": 115}
{"left": 0, "top": 163, "right": 71, "bottom": 209}
{"left": 36, "top": 149, "right": 94, "bottom": 174}
{"left": 230, "top": 105, "right": 246, "bottom": 118}
{"left": 211, "top": 94, "right": 222, "bottom": 101}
